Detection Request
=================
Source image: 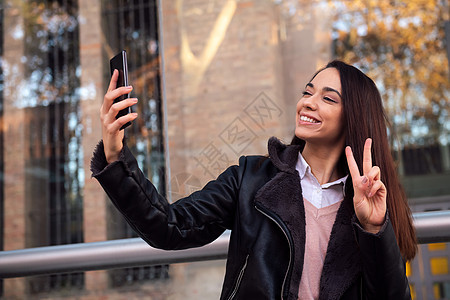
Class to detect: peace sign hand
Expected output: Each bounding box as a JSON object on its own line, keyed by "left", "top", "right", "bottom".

{"left": 345, "top": 138, "right": 387, "bottom": 234}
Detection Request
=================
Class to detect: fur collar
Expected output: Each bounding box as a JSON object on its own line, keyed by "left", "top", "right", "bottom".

{"left": 255, "top": 137, "right": 361, "bottom": 299}
{"left": 267, "top": 136, "right": 301, "bottom": 174}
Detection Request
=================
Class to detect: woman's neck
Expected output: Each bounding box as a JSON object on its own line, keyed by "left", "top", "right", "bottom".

{"left": 301, "top": 142, "right": 344, "bottom": 185}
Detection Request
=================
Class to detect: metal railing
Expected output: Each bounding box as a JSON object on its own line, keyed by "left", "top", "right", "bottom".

{"left": 1, "top": 210, "right": 450, "bottom": 279}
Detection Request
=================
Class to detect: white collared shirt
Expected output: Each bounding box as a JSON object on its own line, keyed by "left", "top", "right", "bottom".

{"left": 295, "top": 152, "right": 348, "bottom": 209}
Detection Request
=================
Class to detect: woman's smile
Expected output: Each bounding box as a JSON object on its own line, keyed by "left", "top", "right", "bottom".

{"left": 299, "top": 114, "right": 321, "bottom": 124}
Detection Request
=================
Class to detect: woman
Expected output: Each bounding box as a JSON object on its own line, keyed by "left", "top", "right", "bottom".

{"left": 91, "top": 60, "right": 417, "bottom": 299}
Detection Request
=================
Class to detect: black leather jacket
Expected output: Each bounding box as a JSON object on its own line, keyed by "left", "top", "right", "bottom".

{"left": 91, "top": 137, "right": 411, "bottom": 300}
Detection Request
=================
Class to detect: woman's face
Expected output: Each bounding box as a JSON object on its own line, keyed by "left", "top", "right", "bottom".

{"left": 295, "top": 67, "right": 345, "bottom": 147}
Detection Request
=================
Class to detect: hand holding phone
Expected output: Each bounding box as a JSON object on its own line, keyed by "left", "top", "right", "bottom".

{"left": 110, "top": 50, "right": 132, "bottom": 130}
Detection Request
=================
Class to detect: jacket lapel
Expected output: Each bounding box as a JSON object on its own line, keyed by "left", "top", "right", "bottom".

{"left": 254, "top": 137, "right": 306, "bottom": 299}
{"left": 319, "top": 197, "right": 362, "bottom": 300}
{"left": 254, "top": 170, "right": 306, "bottom": 300}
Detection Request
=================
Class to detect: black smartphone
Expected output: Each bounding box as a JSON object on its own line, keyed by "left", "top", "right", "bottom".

{"left": 110, "top": 50, "right": 132, "bottom": 130}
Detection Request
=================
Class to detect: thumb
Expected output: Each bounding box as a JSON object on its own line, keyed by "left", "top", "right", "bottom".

{"left": 360, "top": 176, "right": 369, "bottom": 188}
{"left": 353, "top": 175, "right": 370, "bottom": 210}
{"left": 355, "top": 175, "right": 370, "bottom": 197}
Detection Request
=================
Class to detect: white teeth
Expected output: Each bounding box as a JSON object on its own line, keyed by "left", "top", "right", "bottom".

{"left": 300, "top": 116, "right": 319, "bottom": 123}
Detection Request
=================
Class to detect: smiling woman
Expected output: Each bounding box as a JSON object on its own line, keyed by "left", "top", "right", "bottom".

{"left": 292, "top": 60, "right": 417, "bottom": 257}
{"left": 92, "top": 59, "right": 417, "bottom": 299}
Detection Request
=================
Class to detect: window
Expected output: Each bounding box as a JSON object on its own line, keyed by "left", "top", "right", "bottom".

{"left": 3, "top": 0, "right": 84, "bottom": 293}
{"left": 101, "top": 0, "right": 167, "bottom": 287}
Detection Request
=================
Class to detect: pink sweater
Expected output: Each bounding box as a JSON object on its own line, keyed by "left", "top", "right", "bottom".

{"left": 298, "top": 198, "right": 343, "bottom": 300}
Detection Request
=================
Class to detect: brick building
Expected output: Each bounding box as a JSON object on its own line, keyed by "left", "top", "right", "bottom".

{"left": 1, "top": 0, "right": 448, "bottom": 299}
{"left": 1, "top": 0, "right": 333, "bottom": 298}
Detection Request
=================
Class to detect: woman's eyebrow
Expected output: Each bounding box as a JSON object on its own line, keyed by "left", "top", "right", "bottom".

{"left": 306, "top": 83, "right": 342, "bottom": 99}
{"left": 323, "top": 87, "right": 342, "bottom": 99}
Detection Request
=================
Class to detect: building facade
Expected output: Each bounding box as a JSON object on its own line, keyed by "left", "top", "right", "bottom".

{"left": 0, "top": 0, "right": 449, "bottom": 299}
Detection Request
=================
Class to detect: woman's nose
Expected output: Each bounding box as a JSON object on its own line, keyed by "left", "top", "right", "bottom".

{"left": 302, "top": 95, "right": 318, "bottom": 110}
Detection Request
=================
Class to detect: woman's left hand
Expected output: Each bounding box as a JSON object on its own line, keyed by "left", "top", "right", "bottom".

{"left": 345, "top": 138, "right": 387, "bottom": 233}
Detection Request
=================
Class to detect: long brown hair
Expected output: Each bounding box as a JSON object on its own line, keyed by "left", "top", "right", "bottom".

{"left": 292, "top": 60, "right": 417, "bottom": 261}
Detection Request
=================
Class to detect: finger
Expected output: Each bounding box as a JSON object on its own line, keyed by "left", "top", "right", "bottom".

{"left": 345, "top": 146, "right": 361, "bottom": 180}
{"left": 368, "top": 180, "right": 385, "bottom": 198}
{"left": 366, "top": 166, "right": 381, "bottom": 182}
{"left": 107, "top": 69, "right": 119, "bottom": 92}
{"left": 109, "top": 98, "right": 138, "bottom": 116}
{"left": 363, "top": 138, "right": 373, "bottom": 175}
{"left": 103, "top": 98, "right": 137, "bottom": 127}
{"left": 102, "top": 86, "right": 133, "bottom": 114}
{"left": 107, "top": 113, "right": 138, "bottom": 133}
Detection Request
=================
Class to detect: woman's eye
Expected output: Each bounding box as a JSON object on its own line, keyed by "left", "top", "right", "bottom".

{"left": 302, "top": 91, "right": 312, "bottom": 97}
{"left": 324, "top": 96, "right": 337, "bottom": 103}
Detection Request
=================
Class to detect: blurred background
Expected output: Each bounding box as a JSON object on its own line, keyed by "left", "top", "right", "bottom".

{"left": 0, "top": 0, "right": 449, "bottom": 299}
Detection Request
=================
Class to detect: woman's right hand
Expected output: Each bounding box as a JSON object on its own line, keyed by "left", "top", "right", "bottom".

{"left": 101, "top": 69, "right": 138, "bottom": 163}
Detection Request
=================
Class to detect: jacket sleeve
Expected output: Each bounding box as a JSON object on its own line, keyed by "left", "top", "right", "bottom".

{"left": 352, "top": 214, "right": 411, "bottom": 300}
{"left": 90, "top": 140, "right": 243, "bottom": 250}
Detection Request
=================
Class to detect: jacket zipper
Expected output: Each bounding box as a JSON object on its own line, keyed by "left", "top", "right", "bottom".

{"left": 360, "top": 276, "right": 363, "bottom": 299}
{"left": 255, "top": 205, "right": 292, "bottom": 300}
{"left": 227, "top": 253, "right": 250, "bottom": 300}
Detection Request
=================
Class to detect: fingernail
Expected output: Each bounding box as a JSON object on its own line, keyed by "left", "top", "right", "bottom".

{"left": 362, "top": 176, "right": 368, "bottom": 184}
{"left": 126, "top": 86, "right": 133, "bottom": 90}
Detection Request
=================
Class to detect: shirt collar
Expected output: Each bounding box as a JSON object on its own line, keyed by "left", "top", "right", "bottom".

{"left": 296, "top": 152, "right": 309, "bottom": 180}
{"left": 296, "top": 152, "right": 348, "bottom": 189}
